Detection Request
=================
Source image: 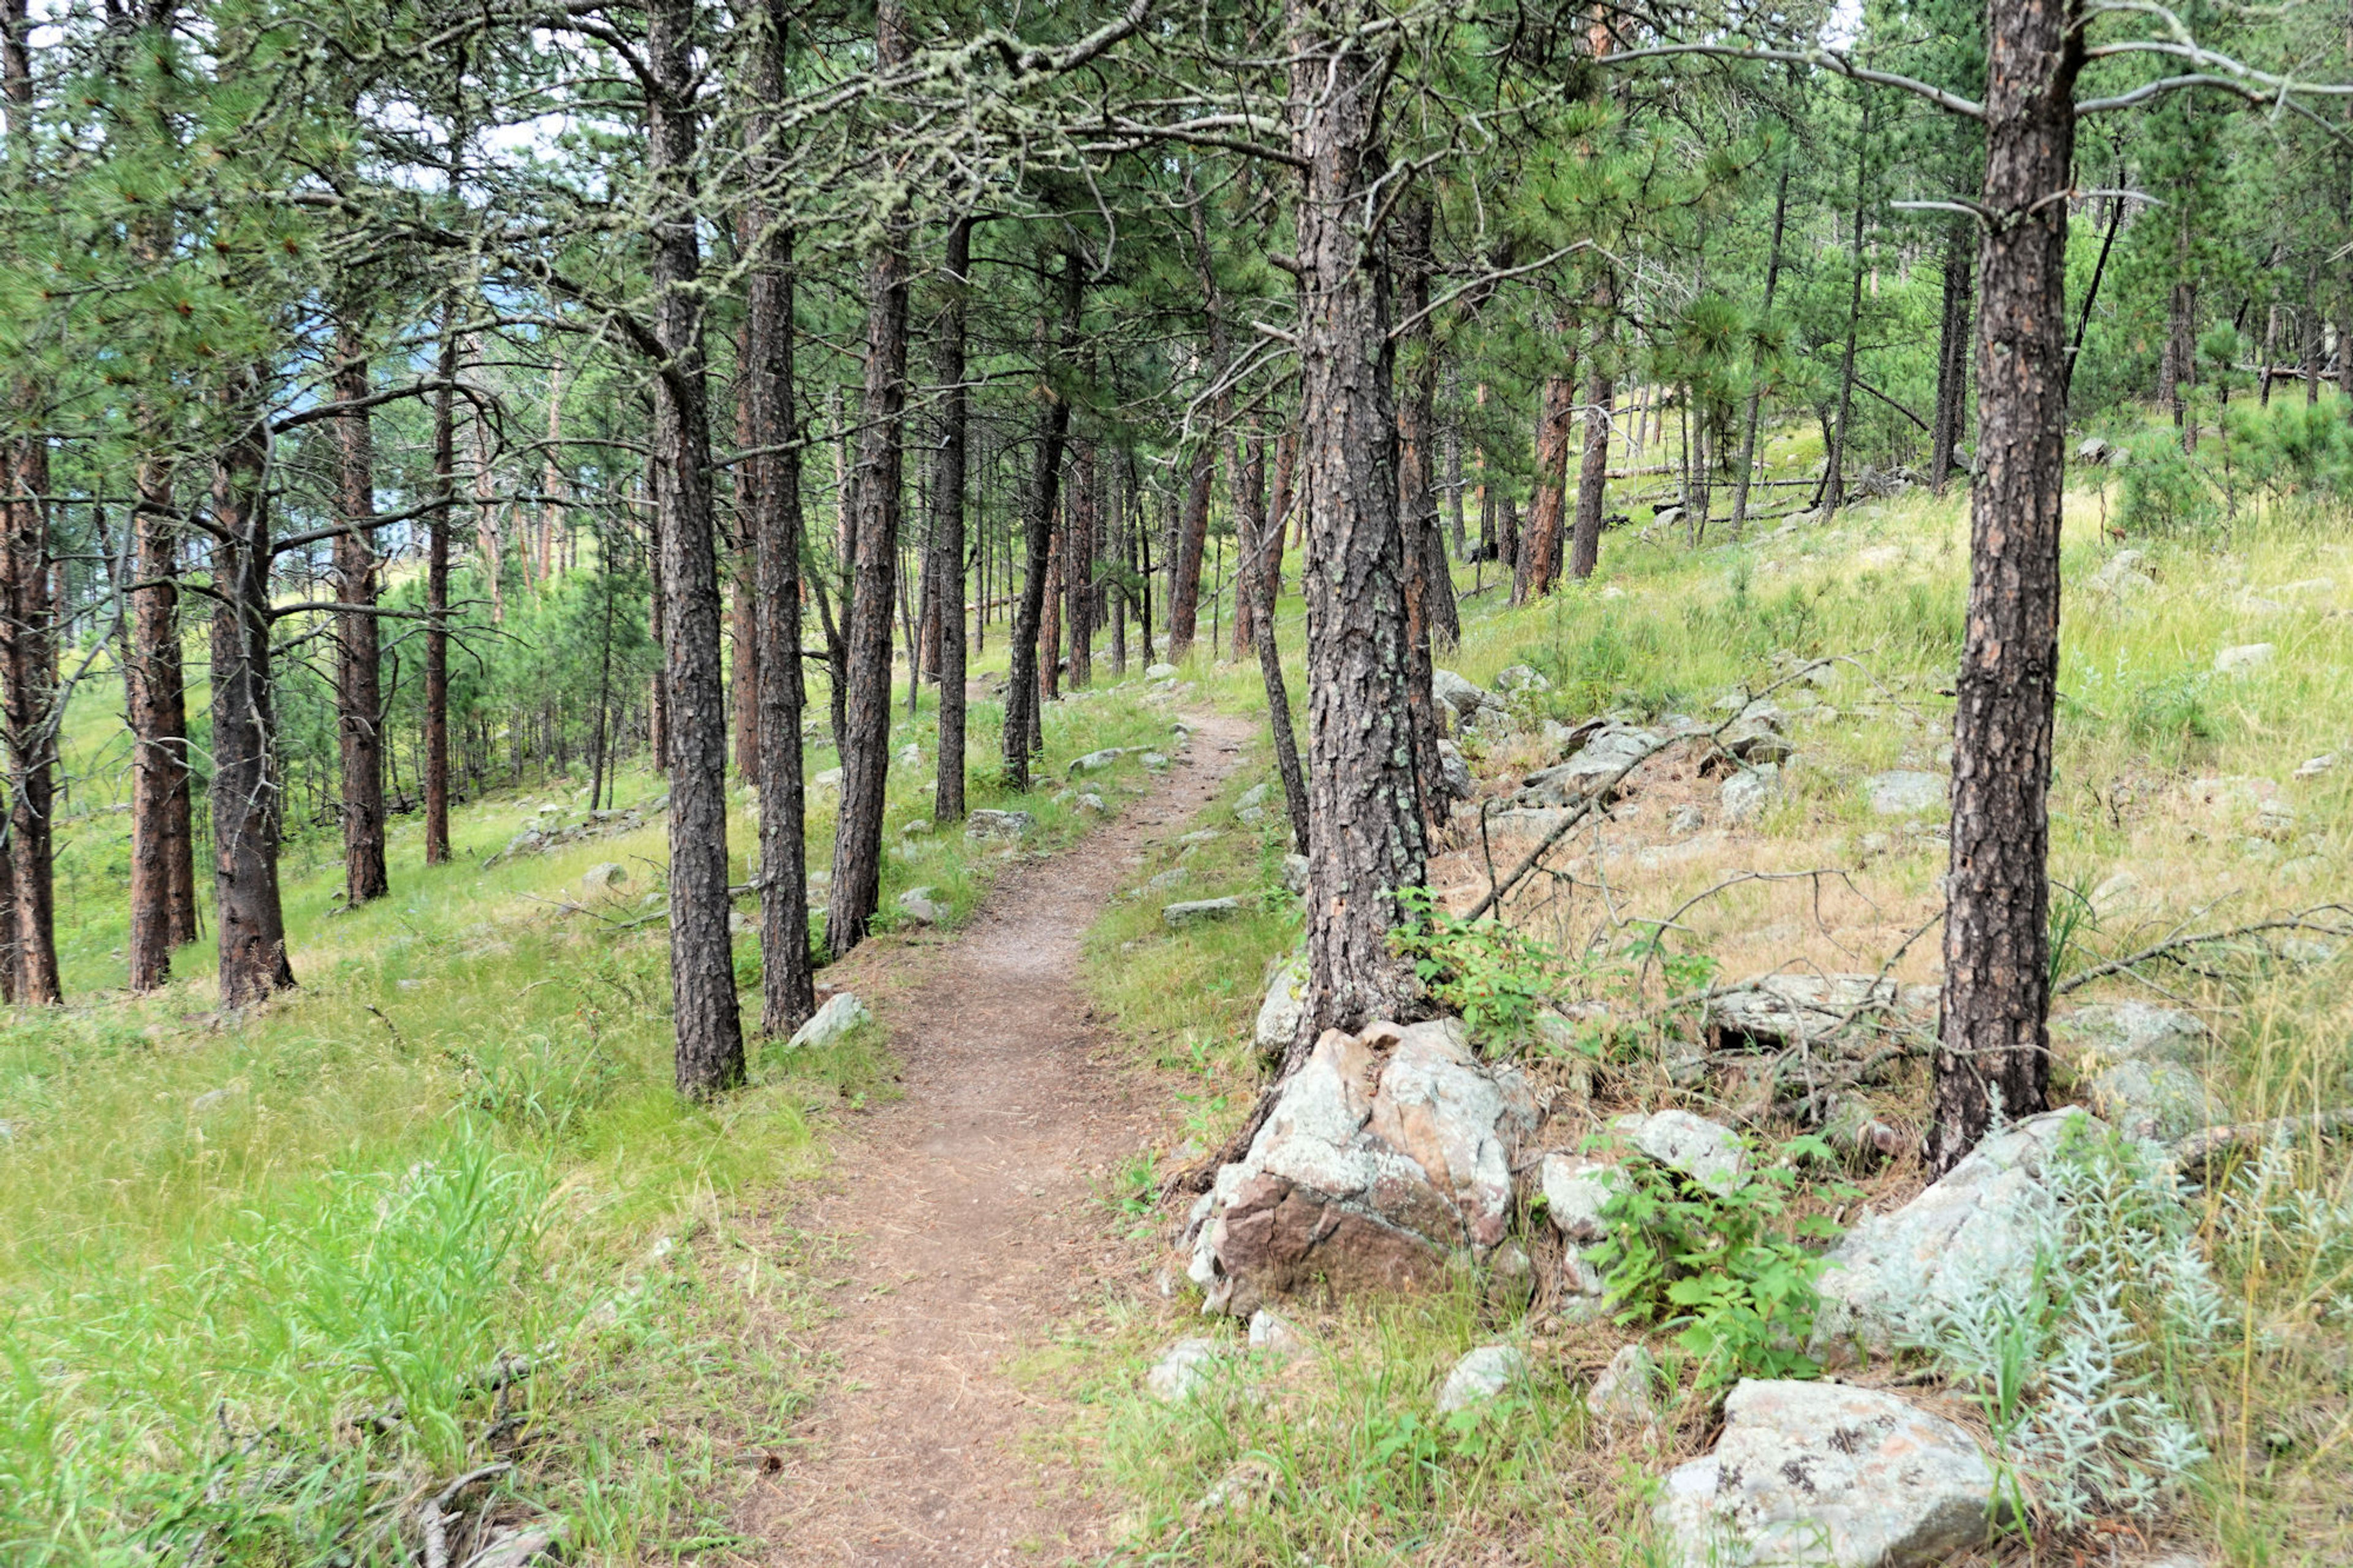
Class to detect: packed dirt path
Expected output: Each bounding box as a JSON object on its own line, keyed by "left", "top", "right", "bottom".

{"left": 741, "top": 709, "right": 1254, "bottom": 1566}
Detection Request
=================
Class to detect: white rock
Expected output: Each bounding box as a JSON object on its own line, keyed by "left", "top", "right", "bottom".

{"left": 2091, "top": 869, "right": 2146, "bottom": 914}
{"left": 1613, "top": 1109, "right": 1745, "bottom": 1195}
{"left": 1146, "top": 1337, "right": 1224, "bottom": 1401}
{"left": 1435, "top": 1344, "right": 1528, "bottom": 1413}
{"left": 1720, "top": 764, "right": 1779, "bottom": 827}
{"left": 191, "top": 1084, "right": 244, "bottom": 1114}
{"left": 1654, "top": 1379, "right": 2003, "bottom": 1568}
{"left": 1495, "top": 663, "right": 1552, "bottom": 694}
{"left": 2053, "top": 1001, "right": 2206, "bottom": 1073}
{"left": 1539, "top": 1154, "right": 1625, "bottom": 1245}
{"left": 1077, "top": 791, "right": 1107, "bottom": 812}
{"left": 1865, "top": 770, "right": 1944, "bottom": 816}
{"left": 1666, "top": 803, "right": 1706, "bottom": 836}
{"left": 1811, "top": 1108, "right": 2091, "bottom": 1358}
{"left": 2294, "top": 753, "right": 2338, "bottom": 778}
{"left": 785, "top": 991, "right": 873, "bottom": 1052}
{"left": 899, "top": 818, "right": 931, "bottom": 838}
{"left": 1253, "top": 952, "right": 1309, "bottom": 1062}
{"left": 896, "top": 887, "right": 948, "bottom": 925}
{"left": 1588, "top": 1344, "right": 1661, "bottom": 1427}
{"left": 461, "top": 1525, "right": 565, "bottom": 1568}
{"left": 1145, "top": 662, "right": 1179, "bottom": 682}
{"left": 1247, "top": 1308, "right": 1306, "bottom": 1357}
{"left": 1163, "top": 896, "right": 1243, "bottom": 929}
{"left": 2214, "top": 642, "right": 2275, "bottom": 674}
{"left": 1235, "top": 782, "right": 1270, "bottom": 811}
{"left": 580, "top": 862, "right": 627, "bottom": 895}
{"left": 1068, "top": 748, "right": 1124, "bottom": 773}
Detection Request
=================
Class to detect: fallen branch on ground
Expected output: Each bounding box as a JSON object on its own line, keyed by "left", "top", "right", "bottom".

{"left": 2173, "top": 1108, "right": 2353, "bottom": 1178}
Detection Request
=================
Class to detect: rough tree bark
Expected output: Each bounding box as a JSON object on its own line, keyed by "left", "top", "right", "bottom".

{"left": 1927, "top": 0, "right": 2086, "bottom": 1173}
{"left": 1730, "top": 167, "right": 1792, "bottom": 532}
{"left": 210, "top": 374, "right": 295, "bottom": 1009}
{"left": 1394, "top": 195, "right": 1452, "bottom": 824}
{"left": 1930, "top": 219, "right": 1975, "bottom": 491}
{"left": 1001, "top": 254, "right": 1077, "bottom": 791}
{"left": 1237, "top": 423, "right": 1309, "bottom": 852}
{"left": 1066, "top": 440, "right": 1095, "bottom": 689}
{"left": 822, "top": 0, "right": 912, "bottom": 959}
{"left": 649, "top": 0, "right": 746, "bottom": 1094}
{"left": 1287, "top": 0, "right": 1427, "bottom": 1061}
{"left": 743, "top": 0, "right": 814, "bottom": 1037}
{"left": 126, "top": 447, "right": 194, "bottom": 990}
{"left": 1515, "top": 338, "right": 1578, "bottom": 603}
{"left": 332, "top": 325, "right": 388, "bottom": 906}
{"left": 1569, "top": 270, "right": 1619, "bottom": 578}
{"left": 1167, "top": 178, "right": 1230, "bottom": 662}
{"left": 425, "top": 310, "right": 457, "bottom": 866}
{"left": 931, "top": 216, "right": 972, "bottom": 824}
{"left": 1823, "top": 100, "right": 1873, "bottom": 515}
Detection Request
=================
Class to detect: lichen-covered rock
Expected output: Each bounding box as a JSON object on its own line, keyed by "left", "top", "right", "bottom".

{"left": 1707, "top": 974, "right": 1939, "bottom": 1053}
{"left": 1518, "top": 725, "right": 1661, "bottom": 808}
{"left": 1539, "top": 1153, "right": 1624, "bottom": 1244}
{"left": 785, "top": 991, "right": 873, "bottom": 1053}
{"left": 1252, "top": 951, "right": 1308, "bottom": 1064}
{"left": 963, "top": 808, "right": 1035, "bottom": 841}
{"left": 1654, "top": 1380, "right": 2002, "bottom": 1568}
{"left": 895, "top": 887, "right": 948, "bottom": 925}
{"left": 1432, "top": 668, "right": 1505, "bottom": 726}
{"left": 1146, "top": 1337, "right": 1224, "bottom": 1401}
{"left": 1186, "top": 1019, "right": 1537, "bottom": 1316}
{"left": 1613, "top": 1109, "right": 1745, "bottom": 1195}
{"left": 1811, "top": 1108, "right": 2090, "bottom": 1360}
{"left": 1721, "top": 764, "right": 1779, "bottom": 827}
{"left": 1436, "top": 1344, "right": 1528, "bottom": 1413}
{"left": 2053, "top": 1002, "right": 2206, "bottom": 1074}
{"left": 1865, "top": 770, "right": 1945, "bottom": 816}
{"left": 1164, "top": 896, "right": 1243, "bottom": 929}
{"left": 1588, "top": 1344, "right": 1660, "bottom": 1427}
{"left": 2054, "top": 1004, "right": 2211, "bottom": 1141}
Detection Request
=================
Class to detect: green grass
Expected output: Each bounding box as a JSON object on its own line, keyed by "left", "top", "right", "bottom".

{"left": 0, "top": 657, "right": 1173, "bottom": 1562}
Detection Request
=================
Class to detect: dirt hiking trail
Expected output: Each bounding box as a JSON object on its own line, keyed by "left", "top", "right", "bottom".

{"left": 741, "top": 709, "right": 1254, "bottom": 1565}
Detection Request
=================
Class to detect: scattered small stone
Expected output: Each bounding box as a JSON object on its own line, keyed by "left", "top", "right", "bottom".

{"left": 1247, "top": 1308, "right": 1306, "bottom": 1357}
{"left": 900, "top": 819, "right": 931, "bottom": 838}
{"left": 1196, "top": 1458, "right": 1281, "bottom": 1518}
{"left": 2091, "top": 869, "right": 2146, "bottom": 914}
{"left": 1654, "top": 1380, "right": 2003, "bottom": 1568}
{"left": 896, "top": 743, "right": 922, "bottom": 767}
{"left": 2295, "top": 753, "right": 2338, "bottom": 778}
{"left": 2257, "top": 798, "right": 2298, "bottom": 837}
{"left": 1078, "top": 792, "right": 1108, "bottom": 812}
{"left": 1069, "top": 748, "right": 1126, "bottom": 773}
{"left": 1163, "top": 896, "right": 1243, "bottom": 929}
{"left": 1436, "top": 1344, "right": 1529, "bottom": 1414}
{"left": 896, "top": 887, "right": 948, "bottom": 925}
{"left": 1146, "top": 1337, "right": 1224, "bottom": 1402}
{"left": 461, "top": 1524, "right": 566, "bottom": 1568}
{"left": 811, "top": 767, "right": 843, "bottom": 790}
{"left": 1140, "top": 751, "right": 1171, "bottom": 769}
{"left": 1865, "top": 770, "right": 1945, "bottom": 817}
{"left": 1539, "top": 1154, "right": 1624, "bottom": 1244}
{"left": 784, "top": 991, "right": 873, "bottom": 1052}
{"left": 1144, "top": 662, "right": 1179, "bottom": 682}
{"left": 2214, "top": 642, "right": 2275, "bottom": 675}
{"left": 1235, "top": 782, "right": 1270, "bottom": 811}
{"left": 1495, "top": 663, "right": 1551, "bottom": 694}
{"left": 1178, "top": 828, "right": 1224, "bottom": 848}
{"left": 1281, "top": 853, "right": 1310, "bottom": 896}
{"left": 964, "top": 808, "right": 1035, "bottom": 842}
{"left": 1587, "top": 1344, "right": 1660, "bottom": 1427}
{"left": 1719, "top": 763, "right": 1778, "bottom": 827}
{"left": 1665, "top": 803, "right": 1705, "bottom": 836}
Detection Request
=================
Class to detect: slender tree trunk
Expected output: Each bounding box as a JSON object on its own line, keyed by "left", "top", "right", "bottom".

{"left": 1517, "top": 336, "right": 1578, "bottom": 603}
{"left": 1570, "top": 271, "right": 1619, "bottom": 578}
{"left": 822, "top": 0, "right": 912, "bottom": 960}
{"left": 425, "top": 311, "right": 457, "bottom": 865}
{"left": 650, "top": 0, "right": 746, "bottom": 1093}
{"left": 1394, "top": 197, "right": 1451, "bottom": 823}
{"left": 126, "top": 449, "right": 191, "bottom": 988}
{"left": 1287, "top": 0, "right": 1425, "bottom": 1060}
{"left": 1002, "top": 256, "right": 1077, "bottom": 789}
{"left": 210, "top": 374, "right": 294, "bottom": 1009}
{"left": 1732, "top": 167, "right": 1792, "bottom": 530}
{"left": 333, "top": 327, "right": 388, "bottom": 906}
{"left": 1066, "top": 441, "right": 1095, "bottom": 687}
{"left": 1927, "top": 0, "right": 2084, "bottom": 1173}
{"left": 1238, "top": 423, "right": 1309, "bottom": 852}
{"left": 1040, "top": 523, "right": 1063, "bottom": 708}
{"left": 1167, "top": 442, "right": 1213, "bottom": 661}
{"left": 931, "top": 216, "right": 972, "bottom": 824}
{"left": 743, "top": 0, "right": 814, "bottom": 1036}
{"left": 1931, "top": 219, "right": 1977, "bottom": 490}
{"left": 1824, "top": 102, "right": 1873, "bottom": 515}
{"left": 2260, "top": 302, "right": 2279, "bottom": 406}
{"left": 730, "top": 540, "right": 760, "bottom": 783}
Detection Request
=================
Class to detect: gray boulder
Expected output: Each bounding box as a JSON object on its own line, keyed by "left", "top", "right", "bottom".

{"left": 1436, "top": 740, "right": 1473, "bottom": 800}
{"left": 785, "top": 991, "right": 873, "bottom": 1052}
{"left": 1613, "top": 1109, "right": 1744, "bottom": 1195}
{"left": 1281, "top": 853, "right": 1311, "bottom": 896}
{"left": 1235, "top": 782, "right": 1270, "bottom": 812}
{"left": 1146, "top": 1337, "right": 1224, "bottom": 1402}
{"left": 1253, "top": 951, "right": 1309, "bottom": 1063}
{"left": 1145, "top": 662, "right": 1180, "bottom": 682}
{"left": 1707, "top": 974, "right": 1939, "bottom": 1053}
{"left": 1865, "top": 770, "right": 1945, "bottom": 817}
{"left": 1587, "top": 1344, "right": 1661, "bottom": 1427}
{"left": 1666, "top": 803, "right": 1706, "bottom": 836}
{"left": 1431, "top": 668, "right": 1505, "bottom": 725}
{"left": 1435, "top": 1344, "right": 1529, "bottom": 1413}
{"left": 1518, "top": 724, "right": 1661, "bottom": 808}
{"left": 580, "top": 862, "right": 627, "bottom": 896}
{"left": 1068, "top": 748, "right": 1126, "bottom": 773}
{"left": 896, "top": 887, "right": 948, "bottom": 925}
{"left": 2213, "top": 642, "right": 2274, "bottom": 675}
{"left": 1721, "top": 764, "right": 1779, "bottom": 827}
{"left": 1495, "top": 663, "right": 1552, "bottom": 694}
{"left": 1539, "top": 1153, "right": 1626, "bottom": 1244}
{"left": 1187, "top": 1018, "right": 1537, "bottom": 1316}
{"left": 2053, "top": 1002, "right": 2211, "bottom": 1140}
{"left": 964, "top": 808, "right": 1035, "bottom": 841}
{"left": 1655, "top": 1380, "right": 2003, "bottom": 1568}
{"left": 1812, "top": 1108, "right": 2090, "bottom": 1360}
{"left": 1164, "top": 896, "right": 1243, "bottom": 929}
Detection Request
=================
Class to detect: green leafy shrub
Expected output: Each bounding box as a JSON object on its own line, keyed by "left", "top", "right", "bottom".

{"left": 1394, "top": 888, "right": 1559, "bottom": 1050}
{"left": 1588, "top": 1135, "right": 1851, "bottom": 1390}
{"left": 2115, "top": 432, "right": 2221, "bottom": 535}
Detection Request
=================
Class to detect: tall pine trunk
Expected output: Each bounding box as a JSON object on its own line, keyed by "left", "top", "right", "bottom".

{"left": 1730, "top": 167, "right": 1791, "bottom": 532}
{"left": 1930, "top": 219, "right": 1974, "bottom": 493}
{"left": 1824, "top": 102, "right": 1873, "bottom": 515}
{"left": 1516, "top": 341, "right": 1577, "bottom": 603}
{"left": 1394, "top": 196, "right": 1451, "bottom": 823}
{"left": 743, "top": 0, "right": 814, "bottom": 1036}
{"left": 1066, "top": 441, "right": 1095, "bottom": 688}
{"left": 823, "top": 0, "right": 912, "bottom": 959}
{"left": 425, "top": 312, "right": 457, "bottom": 865}
{"left": 1001, "top": 256, "right": 1077, "bottom": 791}
{"left": 1927, "top": 0, "right": 2084, "bottom": 1172}
{"left": 210, "top": 376, "right": 294, "bottom": 1009}
{"left": 1238, "top": 424, "right": 1309, "bottom": 852}
{"left": 333, "top": 327, "right": 388, "bottom": 906}
{"left": 1569, "top": 276, "right": 1618, "bottom": 578}
{"left": 1287, "top": 0, "right": 1425, "bottom": 1060}
{"left": 931, "top": 216, "right": 972, "bottom": 823}
{"left": 650, "top": 0, "right": 746, "bottom": 1093}
{"left": 126, "top": 450, "right": 193, "bottom": 989}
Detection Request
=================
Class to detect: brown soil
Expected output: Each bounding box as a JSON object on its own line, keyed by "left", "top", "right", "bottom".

{"left": 739, "top": 708, "right": 1254, "bottom": 1565}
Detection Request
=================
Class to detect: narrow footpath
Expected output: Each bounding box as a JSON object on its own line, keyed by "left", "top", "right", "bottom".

{"left": 741, "top": 710, "right": 1254, "bottom": 1565}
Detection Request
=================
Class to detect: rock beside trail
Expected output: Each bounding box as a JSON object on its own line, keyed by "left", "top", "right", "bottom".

{"left": 964, "top": 808, "right": 1035, "bottom": 842}
{"left": 1865, "top": 770, "right": 1945, "bottom": 816}
{"left": 1253, "top": 951, "right": 1309, "bottom": 1063}
{"left": 786, "top": 992, "right": 873, "bottom": 1053}
{"left": 1707, "top": 974, "right": 1939, "bottom": 1053}
{"left": 1654, "top": 1379, "right": 2003, "bottom": 1568}
{"left": 1436, "top": 1344, "right": 1528, "bottom": 1413}
{"left": 1811, "top": 1108, "right": 2090, "bottom": 1360}
{"left": 1164, "top": 896, "right": 1243, "bottom": 929}
{"left": 1068, "top": 748, "right": 1125, "bottom": 773}
{"left": 1146, "top": 1338, "right": 1224, "bottom": 1402}
{"left": 1721, "top": 764, "right": 1778, "bottom": 826}
{"left": 1145, "top": 662, "right": 1179, "bottom": 682}
{"left": 1186, "top": 1018, "right": 1537, "bottom": 1317}
{"left": 896, "top": 887, "right": 949, "bottom": 925}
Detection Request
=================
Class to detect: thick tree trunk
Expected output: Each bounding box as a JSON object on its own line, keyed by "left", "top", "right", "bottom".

{"left": 1001, "top": 257, "right": 1078, "bottom": 791}
{"left": 1287, "top": 0, "right": 1426, "bottom": 1059}
{"left": 1569, "top": 271, "right": 1619, "bottom": 578}
{"left": 650, "top": 0, "right": 746, "bottom": 1093}
{"left": 1516, "top": 345, "right": 1578, "bottom": 603}
{"left": 1927, "top": 0, "right": 2084, "bottom": 1174}
{"left": 1731, "top": 168, "right": 1792, "bottom": 531}
{"left": 126, "top": 449, "right": 192, "bottom": 990}
{"left": 1, "top": 420, "right": 56, "bottom": 1003}
{"left": 932, "top": 216, "right": 972, "bottom": 824}
{"left": 210, "top": 377, "right": 294, "bottom": 1009}
{"left": 333, "top": 329, "right": 388, "bottom": 906}
{"left": 743, "top": 1, "right": 814, "bottom": 1037}
{"left": 822, "top": 0, "right": 912, "bottom": 960}
{"left": 425, "top": 313, "right": 457, "bottom": 866}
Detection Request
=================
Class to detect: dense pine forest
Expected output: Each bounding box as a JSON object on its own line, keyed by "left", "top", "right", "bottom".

{"left": 5, "top": 0, "right": 2353, "bottom": 1562}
